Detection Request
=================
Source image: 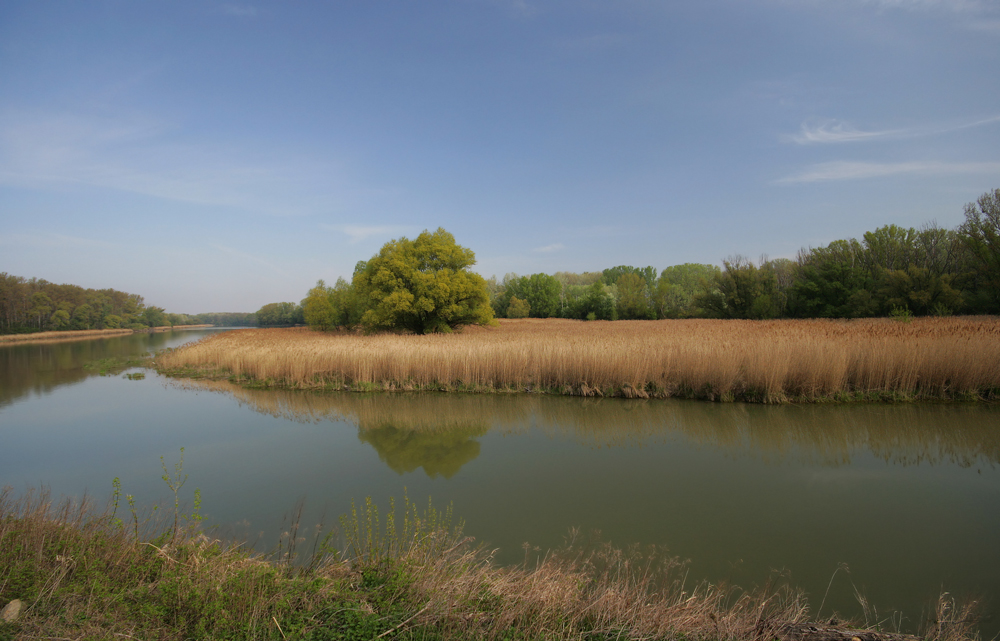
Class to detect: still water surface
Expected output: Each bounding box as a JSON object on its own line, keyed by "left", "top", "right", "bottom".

{"left": 1, "top": 329, "right": 998, "bottom": 634}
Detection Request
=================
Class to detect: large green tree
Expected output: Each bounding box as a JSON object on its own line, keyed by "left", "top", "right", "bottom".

{"left": 353, "top": 228, "right": 495, "bottom": 334}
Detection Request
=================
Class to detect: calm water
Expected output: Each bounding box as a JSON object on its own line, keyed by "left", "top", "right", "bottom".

{"left": 1, "top": 330, "right": 998, "bottom": 635}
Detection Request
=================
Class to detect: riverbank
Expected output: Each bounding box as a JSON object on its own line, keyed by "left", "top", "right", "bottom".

{"left": 0, "top": 324, "right": 214, "bottom": 345}
{"left": 154, "top": 317, "right": 1000, "bottom": 403}
{"left": 0, "top": 487, "right": 978, "bottom": 641}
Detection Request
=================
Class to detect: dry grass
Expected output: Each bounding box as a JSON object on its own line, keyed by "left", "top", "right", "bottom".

{"left": 156, "top": 317, "right": 1000, "bottom": 403}
{"left": 0, "top": 327, "right": 134, "bottom": 344}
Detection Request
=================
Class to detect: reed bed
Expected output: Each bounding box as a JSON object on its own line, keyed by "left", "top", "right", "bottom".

{"left": 156, "top": 317, "right": 1000, "bottom": 403}
{"left": 0, "top": 327, "right": 134, "bottom": 344}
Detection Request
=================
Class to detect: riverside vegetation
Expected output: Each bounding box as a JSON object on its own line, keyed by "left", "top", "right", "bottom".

{"left": 0, "top": 477, "right": 981, "bottom": 641}
{"left": 154, "top": 316, "right": 1000, "bottom": 404}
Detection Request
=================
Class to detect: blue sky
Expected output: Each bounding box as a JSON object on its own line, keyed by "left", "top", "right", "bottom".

{"left": 1, "top": 0, "right": 998, "bottom": 313}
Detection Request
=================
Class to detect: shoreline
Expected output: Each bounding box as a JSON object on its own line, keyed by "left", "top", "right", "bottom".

{"left": 0, "top": 324, "right": 215, "bottom": 345}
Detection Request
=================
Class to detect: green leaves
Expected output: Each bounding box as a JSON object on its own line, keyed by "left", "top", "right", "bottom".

{"left": 353, "top": 228, "right": 495, "bottom": 334}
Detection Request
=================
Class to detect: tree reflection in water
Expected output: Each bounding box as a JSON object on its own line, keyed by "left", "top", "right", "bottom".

{"left": 357, "top": 422, "right": 488, "bottom": 478}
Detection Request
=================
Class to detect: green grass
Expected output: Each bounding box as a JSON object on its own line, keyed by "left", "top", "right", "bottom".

{"left": 0, "top": 462, "right": 984, "bottom": 641}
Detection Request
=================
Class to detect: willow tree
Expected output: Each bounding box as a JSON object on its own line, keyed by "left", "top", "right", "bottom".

{"left": 353, "top": 228, "right": 495, "bottom": 334}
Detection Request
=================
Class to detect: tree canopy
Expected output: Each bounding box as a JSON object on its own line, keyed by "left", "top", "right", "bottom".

{"left": 352, "top": 228, "right": 495, "bottom": 334}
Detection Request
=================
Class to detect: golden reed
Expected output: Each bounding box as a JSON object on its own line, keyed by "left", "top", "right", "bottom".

{"left": 156, "top": 317, "right": 1000, "bottom": 403}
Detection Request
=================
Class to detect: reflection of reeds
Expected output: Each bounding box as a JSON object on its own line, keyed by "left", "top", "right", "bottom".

{"left": 157, "top": 317, "right": 1000, "bottom": 402}
{"left": 178, "top": 379, "right": 1000, "bottom": 468}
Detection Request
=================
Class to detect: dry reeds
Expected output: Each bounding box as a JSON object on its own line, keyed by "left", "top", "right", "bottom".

{"left": 0, "top": 328, "right": 134, "bottom": 344}
{"left": 156, "top": 317, "right": 1000, "bottom": 403}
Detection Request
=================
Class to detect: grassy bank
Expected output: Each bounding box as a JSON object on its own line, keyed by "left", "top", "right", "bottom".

{"left": 0, "top": 487, "right": 978, "bottom": 641}
{"left": 154, "top": 317, "right": 1000, "bottom": 403}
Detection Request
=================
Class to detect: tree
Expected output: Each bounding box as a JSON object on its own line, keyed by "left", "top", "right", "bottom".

{"left": 652, "top": 264, "right": 721, "bottom": 318}
{"left": 352, "top": 228, "right": 495, "bottom": 334}
{"left": 303, "top": 280, "right": 338, "bottom": 330}
{"left": 506, "top": 296, "right": 530, "bottom": 318}
{"left": 959, "top": 188, "right": 1000, "bottom": 312}
{"left": 255, "top": 302, "right": 302, "bottom": 327}
{"left": 615, "top": 272, "right": 652, "bottom": 319}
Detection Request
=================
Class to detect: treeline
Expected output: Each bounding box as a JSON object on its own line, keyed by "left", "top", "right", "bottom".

{"left": 0, "top": 274, "right": 166, "bottom": 334}
{"left": 165, "top": 312, "right": 258, "bottom": 327}
{"left": 292, "top": 188, "right": 1000, "bottom": 330}
{"left": 0, "top": 274, "right": 262, "bottom": 335}
{"left": 483, "top": 190, "right": 999, "bottom": 321}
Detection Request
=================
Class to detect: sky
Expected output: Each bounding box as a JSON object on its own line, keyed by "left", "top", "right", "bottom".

{"left": 1, "top": 0, "right": 999, "bottom": 313}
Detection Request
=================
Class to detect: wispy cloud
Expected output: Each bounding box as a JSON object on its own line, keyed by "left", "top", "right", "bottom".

{"left": 532, "top": 243, "right": 565, "bottom": 253}
{"left": 776, "top": 160, "right": 1000, "bottom": 183}
{"left": 0, "top": 110, "right": 348, "bottom": 215}
{"left": 785, "top": 120, "right": 902, "bottom": 144}
{"left": 786, "top": 115, "right": 1000, "bottom": 144}
{"left": 221, "top": 4, "right": 258, "bottom": 18}
{"left": 321, "top": 224, "right": 415, "bottom": 244}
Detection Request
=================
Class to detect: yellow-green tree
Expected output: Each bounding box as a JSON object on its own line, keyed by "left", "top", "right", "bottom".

{"left": 353, "top": 228, "right": 495, "bottom": 334}
{"left": 506, "top": 296, "right": 530, "bottom": 318}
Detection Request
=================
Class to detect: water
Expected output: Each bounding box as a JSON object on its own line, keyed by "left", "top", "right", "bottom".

{"left": 1, "top": 329, "right": 998, "bottom": 635}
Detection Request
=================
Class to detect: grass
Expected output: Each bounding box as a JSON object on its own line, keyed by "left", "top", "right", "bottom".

{"left": 0, "top": 484, "right": 981, "bottom": 641}
{"left": 154, "top": 317, "right": 1000, "bottom": 403}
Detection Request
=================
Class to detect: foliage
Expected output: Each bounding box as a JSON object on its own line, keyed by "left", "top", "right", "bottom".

{"left": 0, "top": 274, "right": 149, "bottom": 333}
{"left": 352, "top": 228, "right": 495, "bottom": 334}
{"left": 255, "top": 302, "right": 304, "bottom": 327}
{"left": 698, "top": 256, "right": 791, "bottom": 320}
{"left": 493, "top": 273, "right": 561, "bottom": 319}
{"left": 601, "top": 265, "right": 657, "bottom": 287}
{"left": 651, "top": 263, "right": 720, "bottom": 319}
{"left": 565, "top": 281, "right": 617, "bottom": 320}
{"left": 959, "top": 188, "right": 1000, "bottom": 312}
{"left": 506, "top": 296, "right": 530, "bottom": 319}
{"left": 614, "top": 272, "right": 653, "bottom": 320}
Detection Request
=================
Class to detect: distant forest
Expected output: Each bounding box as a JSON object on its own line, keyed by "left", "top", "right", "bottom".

{"left": 0, "top": 274, "right": 255, "bottom": 335}
{"left": 6, "top": 189, "right": 998, "bottom": 333}
{"left": 275, "top": 188, "right": 1000, "bottom": 327}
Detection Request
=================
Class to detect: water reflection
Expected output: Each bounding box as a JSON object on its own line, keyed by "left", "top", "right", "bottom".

{"left": 359, "top": 424, "right": 488, "bottom": 478}
{"left": 0, "top": 330, "right": 224, "bottom": 409}
{"left": 174, "top": 379, "right": 1000, "bottom": 470}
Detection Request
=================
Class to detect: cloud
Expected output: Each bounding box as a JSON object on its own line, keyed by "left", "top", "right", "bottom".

{"left": 776, "top": 160, "right": 1000, "bottom": 183}
{"left": 786, "top": 115, "right": 1000, "bottom": 144}
{"left": 221, "top": 4, "right": 258, "bottom": 18}
{"left": 0, "top": 110, "right": 347, "bottom": 216}
{"left": 322, "top": 224, "right": 415, "bottom": 244}
{"left": 532, "top": 243, "right": 565, "bottom": 253}
{"left": 785, "top": 120, "right": 902, "bottom": 144}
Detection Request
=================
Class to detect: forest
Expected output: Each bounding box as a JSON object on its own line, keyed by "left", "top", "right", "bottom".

{"left": 0, "top": 276, "right": 256, "bottom": 335}
{"left": 294, "top": 189, "right": 1000, "bottom": 330}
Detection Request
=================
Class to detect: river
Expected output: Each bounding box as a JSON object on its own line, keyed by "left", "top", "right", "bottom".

{"left": 1, "top": 328, "right": 997, "bottom": 635}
